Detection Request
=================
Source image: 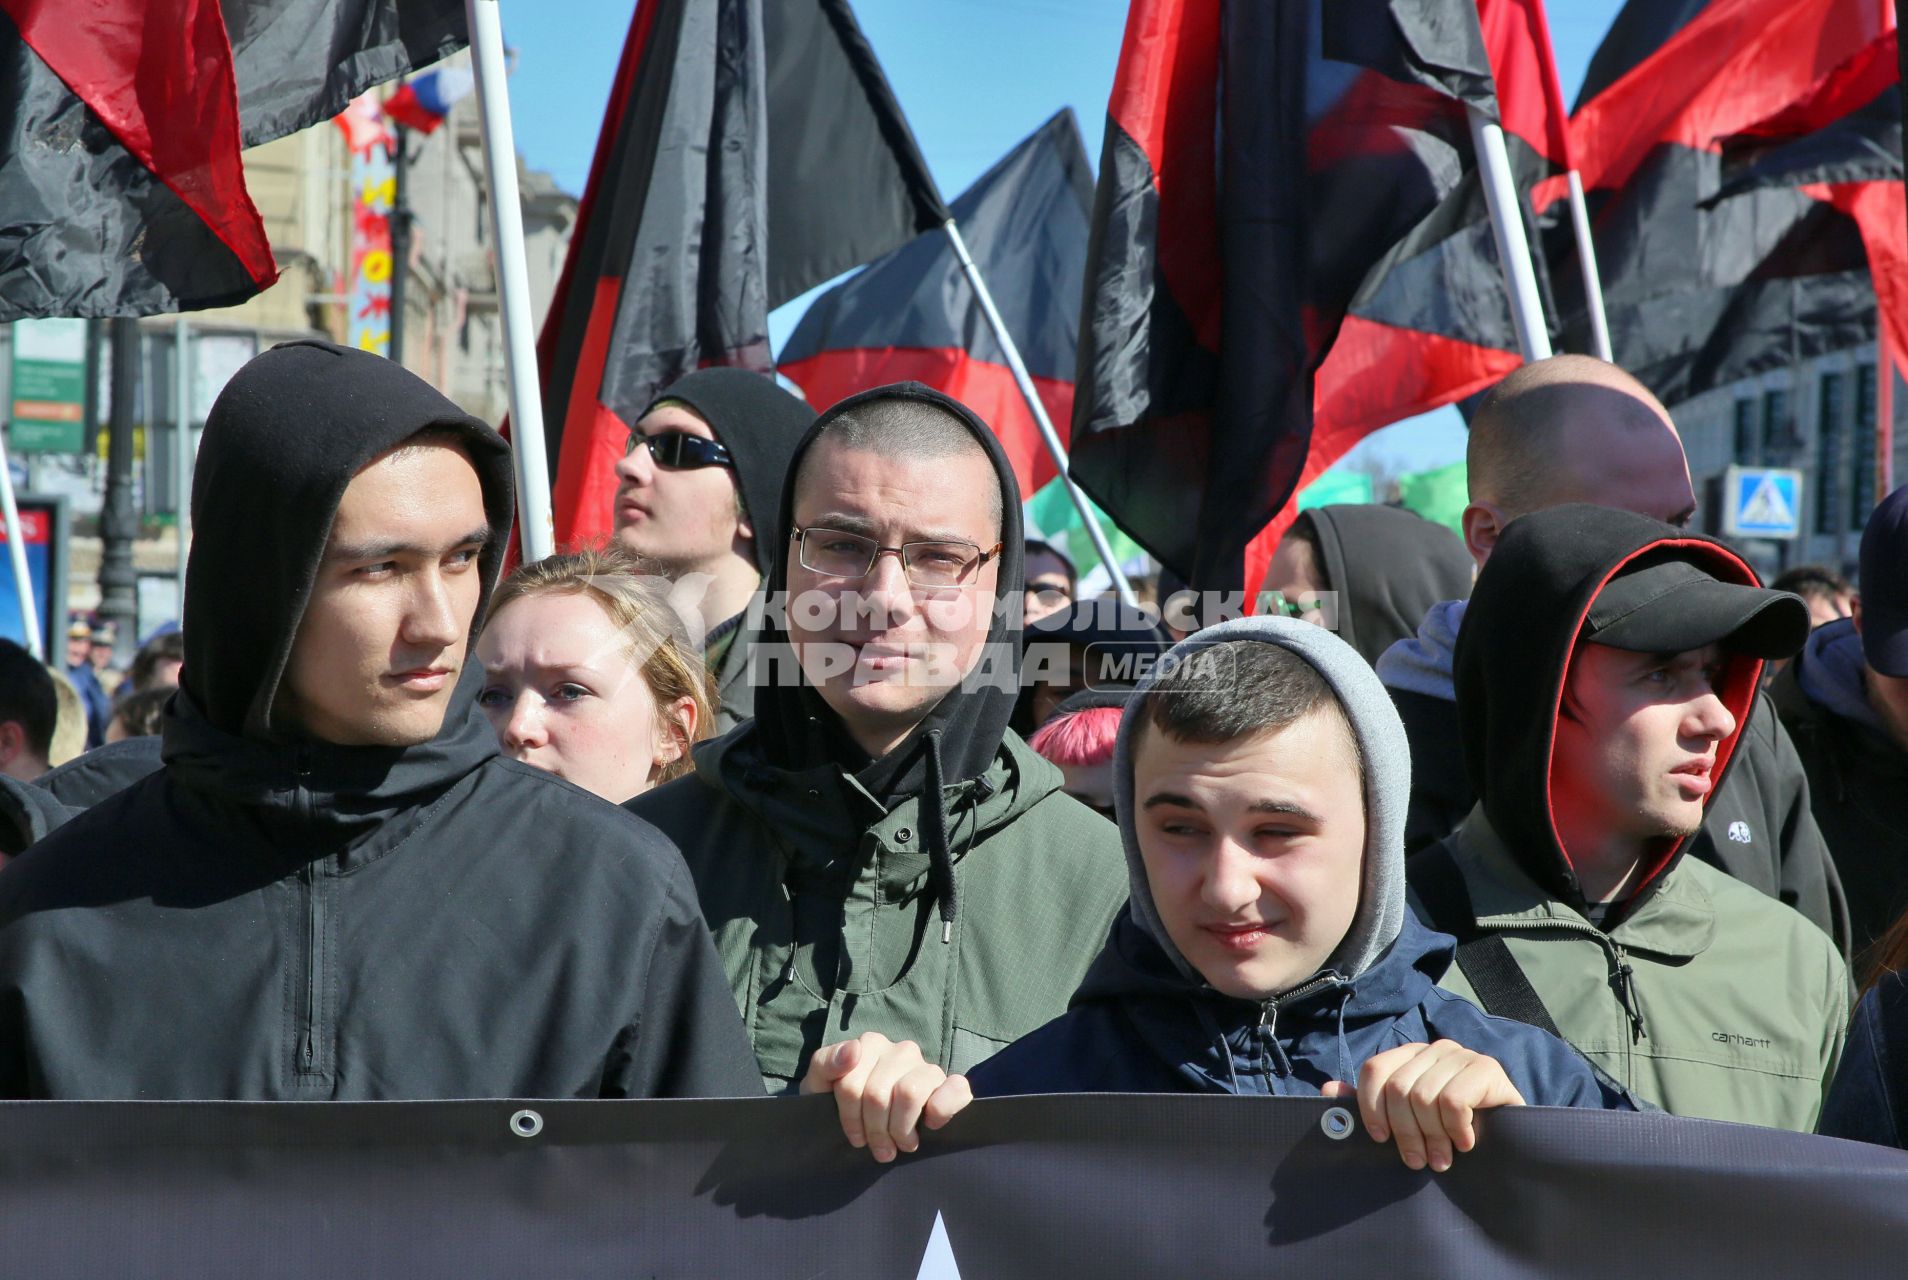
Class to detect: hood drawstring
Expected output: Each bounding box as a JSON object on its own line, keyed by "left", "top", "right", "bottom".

{"left": 922, "top": 729, "right": 958, "bottom": 944}
{"left": 1333, "top": 988, "right": 1355, "bottom": 1089}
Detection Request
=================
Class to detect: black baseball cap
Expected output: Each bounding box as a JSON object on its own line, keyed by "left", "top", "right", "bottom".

{"left": 1584, "top": 554, "right": 1810, "bottom": 660}
{"left": 1860, "top": 484, "right": 1908, "bottom": 678}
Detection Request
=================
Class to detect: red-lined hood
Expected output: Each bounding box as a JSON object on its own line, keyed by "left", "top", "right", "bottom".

{"left": 1454, "top": 505, "right": 1774, "bottom": 924}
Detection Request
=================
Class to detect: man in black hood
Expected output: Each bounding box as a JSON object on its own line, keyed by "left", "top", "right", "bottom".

{"left": 0, "top": 341, "right": 759, "bottom": 1101}
{"left": 1260, "top": 504, "right": 1474, "bottom": 669}
{"left": 630, "top": 384, "right": 1129, "bottom": 1091}
{"left": 1377, "top": 355, "right": 1849, "bottom": 956}
{"left": 612, "top": 368, "right": 815, "bottom": 731}
{"left": 1409, "top": 505, "right": 1847, "bottom": 1130}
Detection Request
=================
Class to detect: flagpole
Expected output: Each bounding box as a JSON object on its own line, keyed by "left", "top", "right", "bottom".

{"left": 941, "top": 220, "right": 1138, "bottom": 608}
{"left": 1564, "top": 171, "right": 1613, "bottom": 362}
{"left": 1467, "top": 106, "right": 1553, "bottom": 363}
{"left": 464, "top": 0, "right": 555, "bottom": 562}
{"left": 1879, "top": 333, "right": 1895, "bottom": 497}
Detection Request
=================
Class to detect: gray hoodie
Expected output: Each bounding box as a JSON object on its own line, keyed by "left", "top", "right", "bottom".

{"left": 1114, "top": 616, "right": 1412, "bottom": 985}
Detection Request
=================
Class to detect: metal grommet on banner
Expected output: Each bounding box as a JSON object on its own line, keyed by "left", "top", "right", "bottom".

{"left": 1321, "top": 1106, "right": 1355, "bottom": 1141}
{"left": 509, "top": 1109, "right": 544, "bottom": 1139}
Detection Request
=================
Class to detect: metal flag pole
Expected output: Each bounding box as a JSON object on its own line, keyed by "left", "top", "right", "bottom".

{"left": 173, "top": 315, "right": 192, "bottom": 608}
{"left": 941, "top": 219, "right": 1138, "bottom": 608}
{"left": 1467, "top": 106, "right": 1554, "bottom": 363}
{"left": 465, "top": 0, "right": 555, "bottom": 561}
{"left": 1564, "top": 170, "right": 1613, "bottom": 361}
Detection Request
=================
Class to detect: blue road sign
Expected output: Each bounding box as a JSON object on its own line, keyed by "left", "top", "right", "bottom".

{"left": 1725, "top": 466, "right": 1803, "bottom": 540}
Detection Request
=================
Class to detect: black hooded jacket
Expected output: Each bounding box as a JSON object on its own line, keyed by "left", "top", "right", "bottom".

{"left": 1297, "top": 503, "right": 1473, "bottom": 669}
{"left": 643, "top": 369, "right": 816, "bottom": 732}
{"left": 0, "top": 341, "right": 758, "bottom": 1100}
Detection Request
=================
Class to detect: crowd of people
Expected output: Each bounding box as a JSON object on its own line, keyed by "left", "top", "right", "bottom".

{"left": 1, "top": 340, "right": 1906, "bottom": 1171}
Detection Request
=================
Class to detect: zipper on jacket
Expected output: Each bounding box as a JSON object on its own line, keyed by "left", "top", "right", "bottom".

{"left": 1256, "top": 972, "right": 1342, "bottom": 1081}
{"left": 1485, "top": 918, "right": 1647, "bottom": 1080}
{"left": 293, "top": 747, "right": 322, "bottom": 1076}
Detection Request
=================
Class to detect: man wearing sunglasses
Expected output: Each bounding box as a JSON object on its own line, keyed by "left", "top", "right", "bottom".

{"left": 612, "top": 369, "right": 816, "bottom": 732}
{"left": 630, "top": 384, "right": 1130, "bottom": 1105}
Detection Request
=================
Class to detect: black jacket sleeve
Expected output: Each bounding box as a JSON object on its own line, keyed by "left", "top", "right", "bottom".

{"left": 601, "top": 886, "right": 762, "bottom": 1100}
{"left": 1819, "top": 974, "right": 1908, "bottom": 1148}
{"left": 1762, "top": 697, "right": 1852, "bottom": 959}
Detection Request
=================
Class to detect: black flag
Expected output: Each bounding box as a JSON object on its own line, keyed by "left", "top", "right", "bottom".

{"left": 538, "top": 0, "right": 950, "bottom": 547}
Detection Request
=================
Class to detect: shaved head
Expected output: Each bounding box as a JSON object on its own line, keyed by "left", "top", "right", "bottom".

{"left": 1463, "top": 356, "right": 1697, "bottom": 566}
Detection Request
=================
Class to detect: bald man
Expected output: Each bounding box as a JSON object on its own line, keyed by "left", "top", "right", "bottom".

{"left": 1379, "top": 355, "right": 1848, "bottom": 956}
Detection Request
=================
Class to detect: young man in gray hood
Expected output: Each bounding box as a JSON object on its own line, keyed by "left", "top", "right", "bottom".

{"left": 871, "top": 619, "right": 1630, "bottom": 1171}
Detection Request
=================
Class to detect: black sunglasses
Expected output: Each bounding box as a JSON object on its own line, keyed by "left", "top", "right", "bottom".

{"left": 628, "top": 429, "right": 734, "bottom": 470}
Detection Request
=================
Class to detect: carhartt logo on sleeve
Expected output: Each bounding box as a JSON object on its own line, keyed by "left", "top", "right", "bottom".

{"left": 1727, "top": 821, "right": 1753, "bottom": 844}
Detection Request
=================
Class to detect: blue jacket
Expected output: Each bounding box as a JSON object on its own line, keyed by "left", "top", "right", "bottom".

{"left": 969, "top": 907, "right": 1633, "bottom": 1107}
{"left": 1819, "top": 971, "right": 1908, "bottom": 1148}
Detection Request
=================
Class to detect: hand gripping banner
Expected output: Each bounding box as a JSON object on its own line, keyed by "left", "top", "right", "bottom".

{"left": 3, "top": 1095, "right": 1906, "bottom": 1277}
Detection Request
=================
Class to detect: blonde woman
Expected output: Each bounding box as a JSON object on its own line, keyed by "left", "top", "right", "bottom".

{"left": 476, "top": 544, "right": 712, "bottom": 803}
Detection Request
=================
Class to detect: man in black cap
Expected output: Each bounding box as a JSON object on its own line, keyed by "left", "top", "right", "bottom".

{"left": 1409, "top": 504, "right": 1848, "bottom": 1130}
{"left": 611, "top": 369, "right": 815, "bottom": 731}
{"left": 1772, "top": 484, "right": 1908, "bottom": 954}
{"left": 0, "top": 341, "right": 760, "bottom": 1101}
{"left": 1380, "top": 355, "right": 1848, "bottom": 957}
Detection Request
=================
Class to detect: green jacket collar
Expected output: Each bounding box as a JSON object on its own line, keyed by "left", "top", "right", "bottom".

{"left": 1451, "top": 807, "right": 1717, "bottom": 959}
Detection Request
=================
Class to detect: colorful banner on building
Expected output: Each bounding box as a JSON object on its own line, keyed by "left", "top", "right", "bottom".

{"left": 339, "top": 94, "right": 396, "bottom": 356}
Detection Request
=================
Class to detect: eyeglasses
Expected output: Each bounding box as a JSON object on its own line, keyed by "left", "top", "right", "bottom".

{"left": 626, "top": 428, "right": 734, "bottom": 470}
{"left": 1261, "top": 591, "right": 1317, "bottom": 619}
{"left": 793, "top": 526, "right": 1003, "bottom": 589}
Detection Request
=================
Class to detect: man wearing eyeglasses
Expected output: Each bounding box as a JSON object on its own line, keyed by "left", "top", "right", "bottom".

{"left": 612, "top": 369, "right": 816, "bottom": 732}
{"left": 630, "top": 383, "right": 1130, "bottom": 1103}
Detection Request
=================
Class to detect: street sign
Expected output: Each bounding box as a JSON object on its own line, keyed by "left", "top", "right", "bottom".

{"left": 10, "top": 318, "right": 89, "bottom": 454}
{"left": 1723, "top": 466, "right": 1803, "bottom": 540}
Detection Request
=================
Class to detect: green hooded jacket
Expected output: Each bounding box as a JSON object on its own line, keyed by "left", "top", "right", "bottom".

{"left": 629, "top": 382, "right": 1128, "bottom": 1090}
{"left": 1409, "top": 505, "right": 1848, "bottom": 1132}
{"left": 636, "top": 726, "right": 1126, "bottom": 1090}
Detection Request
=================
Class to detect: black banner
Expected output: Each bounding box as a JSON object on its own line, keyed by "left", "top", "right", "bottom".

{"left": 4, "top": 1096, "right": 1906, "bottom": 1276}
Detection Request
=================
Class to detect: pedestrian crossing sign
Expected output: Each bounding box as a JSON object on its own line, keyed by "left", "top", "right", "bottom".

{"left": 1723, "top": 466, "right": 1802, "bottom": 540}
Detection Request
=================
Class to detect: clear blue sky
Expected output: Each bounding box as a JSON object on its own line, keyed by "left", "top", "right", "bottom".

{"left": 501, "top": 0, "right": 1630, "bottom": 475}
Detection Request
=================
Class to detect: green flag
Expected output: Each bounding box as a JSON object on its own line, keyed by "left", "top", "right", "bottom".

{"left": 1027, "top": 478, "right": 1146, "bottom": 580}
{"left": 1397, "top": 460, "right": 1468, "bottom": 533}
{"left": 1295, "top": 471, "right": 1373, "bottom": 510}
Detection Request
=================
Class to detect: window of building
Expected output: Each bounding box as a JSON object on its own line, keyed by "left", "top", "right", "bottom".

{"left": 1762, "top": 387, "right": 1791, "bottom": 461}
{"left": 1852, "top": 364, "right": 1878, "bottom": 531}
{"left": 1815, "top": 371, "right": 1845, "bottom": 535}
{"left": 1733, "top": 398, "right": 1759, "bottom": 465}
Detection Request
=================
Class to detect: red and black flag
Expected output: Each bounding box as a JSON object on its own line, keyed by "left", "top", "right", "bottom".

{"left": 777, "top": 110, "right": 1094, "bottom": 497}
{"left": 1478, "top": 0, "right": 1573, "bottom": 179}
{"left": 1711, "top": 29, "right": 1907, "bottom": 418}
{"left": 0, "top": 0, "right": 465, "bottom": 320}
{"left": 538, "top": 0, "right": 951, "bottom": 548}
{"left": 1068, "top": 0, "right": 1507, "bottom": 593}
{"left": 1543, "top": 0, "right": 1888, "bottom": 407}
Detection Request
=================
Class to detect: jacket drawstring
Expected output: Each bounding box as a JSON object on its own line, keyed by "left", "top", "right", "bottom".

{"left": 922, "top": 729, "right": 958, "bottom": 944}
{"left": 1191, "top": 1000, "right": 1242, "bottom": 1092}
{"left": 1333, "top": 988, "right": 1355, "bottom": 1088}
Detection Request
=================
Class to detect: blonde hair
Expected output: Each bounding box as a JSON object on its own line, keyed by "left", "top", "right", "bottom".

{"left": 44, "top": 666, "right": 85, "bottom": 767}
{"left": 485, "top": 543, "right": 714, "bottom": 784}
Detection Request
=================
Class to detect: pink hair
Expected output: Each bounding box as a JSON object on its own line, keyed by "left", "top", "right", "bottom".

{"left": 1029, "top": 704, "right": 1124, "bottom": 767}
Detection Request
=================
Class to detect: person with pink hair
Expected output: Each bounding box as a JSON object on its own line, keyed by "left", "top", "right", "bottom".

{"left": 1029, "top": 689, "right": 1130, "bottom": 819}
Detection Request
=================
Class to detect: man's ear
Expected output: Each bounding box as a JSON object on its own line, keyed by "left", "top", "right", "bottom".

{"left": 1460, "top": 502, "right": 1506, "bottom": 571}
{"left": 1852, "top": 595, "right": 1864, "bottom": 636}
{"left": 0, "top": 720, "right": 25, "bottom": 769}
